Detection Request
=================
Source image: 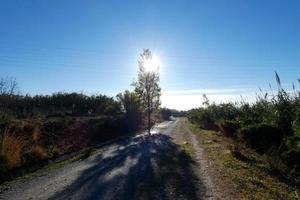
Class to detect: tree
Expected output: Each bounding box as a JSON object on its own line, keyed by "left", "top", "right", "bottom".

{"left": 0, "top": 77, "right": 18, "bottom": 95}
{"left": 117, "top": 90, "right": 142, "bottom": 130}
{"left": 134, "top": 49, "right": 161, "bottom": 135}
{"left": 160, "top": 108, "right": 172, "bottom": 120}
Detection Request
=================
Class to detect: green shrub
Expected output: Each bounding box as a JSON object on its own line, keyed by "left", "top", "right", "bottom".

{"left": 218, "top": 120, "right": 239, "bottom": 138}
{"left": 50, "top": 146, "right": 60, "bottom": 159}
{"left": 160, "top": 108, "right": 172, "bottom": 120}
{"left": 280, "top": 135, "right": 300, "bottom": 176}
{"left": 237, "top": 100, "right": 276, "bottom": 126}
{"left": 239, "top": 123, "right": 283, "bottom": 153}
{"left": 196, "top": 109, "right": 216, "bottom": 129}
{"left": 274, "top": 90, "right": 295, "bottom": 136}
{"left": 292, "top": 97, "right": 300, "bottom": 136}
{"left": 187, "top": 73, "right": 300, "bottom": 177}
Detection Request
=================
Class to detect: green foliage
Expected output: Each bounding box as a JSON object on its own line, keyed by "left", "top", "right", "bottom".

{"left": 0, "top": 92, "right": 122, "bottom": 122}
{"left": 238, "top": 99, "right": 275, "bottom": 126}
{"left": 159, "top": 108, "right": 186, "bottom": 121}
{"left": 239, "top": 123, "right": 283, "bottom": 153}
{"left": 117, "top": 90, "right": 143, "bottom": 131}
{"left": 292, "top": 92, "right": 300, "bottom": 136}
{"left": 280, "top": 135, "right": 300, "bottom": 176}
{"left": 187, "top": 103, "right": 238, "bottom": 130}
{"left": 187, "top": 73, "right": 300, "bottom": 178}
{"left": 218, "top": 120, "right": 239, "bottom": 138}
{"left": 160, "top": 108, "right": 172, "bottom": 120}
{"left": 274, "top": 90, "right": 295, "bottom": 135}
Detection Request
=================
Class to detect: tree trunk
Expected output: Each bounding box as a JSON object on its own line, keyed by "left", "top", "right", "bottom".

{"left": 148, "top": 110, "right": 151, "bottom": 135}
{"left": 146, "top": 74, "right": 151, "bottom": 136}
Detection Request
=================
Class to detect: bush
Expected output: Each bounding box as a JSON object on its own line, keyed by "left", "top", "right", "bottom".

{"left": 160, "top": 108, "right": 172, "bottom": 120}
{"left": 188, "top": 108, "right": 216, "bottom": 130}
{"left": 117, "top": 90, "right": 143, "bottom": 131}
{"left": 218, "top": 120, "right": 239, "bottom": 138}
{"left": 292, "top": 97, "right": 300, "bottom": 136}
{"left": 0, "top": 92, "right": 122, "bottom": 122}
{"left": 188, "top": 103, "right": 238, "bottom": 130}
{"left": 280, "top": 135, "right": 300, "bottom": 176}
{"left": 239, "top": 124, "right": 283, "bottom": 153}
{"left": 187, "top": 73, "right": 300, "bottom": 178}
{"left": 50, "top": 146, "right": 60, "bottom": 159}
{"left": 274, "top": 90, "right": 294, "bottom": 136}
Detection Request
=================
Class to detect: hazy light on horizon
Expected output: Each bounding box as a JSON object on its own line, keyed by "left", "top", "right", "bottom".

{"left": 161, "top": 88, "right": 256, "bottom": 110}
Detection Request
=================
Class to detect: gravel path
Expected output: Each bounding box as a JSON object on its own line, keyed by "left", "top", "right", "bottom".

{"left": 0, "top": 119, "right": 217, "bottom": 200}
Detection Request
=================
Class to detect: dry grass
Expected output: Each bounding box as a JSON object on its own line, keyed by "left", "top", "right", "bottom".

{"left": 32, "top": 125, "right": 40, "bottom": 143}
{"left": 0, "top": 129, "right": 25, "bottom": 170}
{"left": 30, "top": 145, "right": 48, "bottom": 160}
{"left": 187, "top": 121, "right": 300, "bottom": 200}
{"left": 0, "top": 123, "right": 46, "bottom": 174}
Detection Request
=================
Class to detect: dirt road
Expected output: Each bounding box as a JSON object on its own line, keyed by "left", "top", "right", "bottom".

{"left": 0, "top": 119, "right": 219, "bottom": 200}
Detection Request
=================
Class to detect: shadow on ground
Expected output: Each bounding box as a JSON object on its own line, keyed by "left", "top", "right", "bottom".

{"left": 49, "top": 133, "right": 207, "bottom": 200}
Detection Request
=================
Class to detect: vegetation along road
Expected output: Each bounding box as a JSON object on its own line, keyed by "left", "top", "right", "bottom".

{"left": 0, "top": 118, "right": 229, "bottom": 200}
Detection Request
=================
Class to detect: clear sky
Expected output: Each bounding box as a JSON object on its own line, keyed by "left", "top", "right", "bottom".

{"left": 0, "top": 0, "right": 299, "bottom": 110}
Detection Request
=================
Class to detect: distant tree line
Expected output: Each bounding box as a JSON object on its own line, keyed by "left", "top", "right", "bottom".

{"left": 0, "top": 91, "right": 120, "bottom": 119}
{"left": 160, "top": 108, "right": 186, "bottom": 120}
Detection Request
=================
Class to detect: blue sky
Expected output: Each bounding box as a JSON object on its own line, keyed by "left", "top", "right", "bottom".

{"left": 0, "top": 0, "right": 299, "bottom": 110}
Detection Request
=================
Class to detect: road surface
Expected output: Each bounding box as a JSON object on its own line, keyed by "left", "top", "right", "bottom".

{"left": 0, "top": 119, "right": 218, "bottom": 200}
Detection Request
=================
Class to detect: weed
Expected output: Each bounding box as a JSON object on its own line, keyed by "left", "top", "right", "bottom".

{"left": 0, "top": 128, "right": 25, "bottom": 170}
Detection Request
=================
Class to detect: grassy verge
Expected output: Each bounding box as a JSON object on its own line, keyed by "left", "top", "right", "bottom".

{"left": 0, "top": 146, "right": 97, "bottom": 193}
{"left": 0, "top": 130, "right": 138, "bottom": 192}
{"left": 187, "top": 121, "right": 300, "bottom": 200}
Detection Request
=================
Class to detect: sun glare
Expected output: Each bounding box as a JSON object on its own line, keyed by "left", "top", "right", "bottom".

{"left": 144, "top": 55, "right": 160, "bottom": 72}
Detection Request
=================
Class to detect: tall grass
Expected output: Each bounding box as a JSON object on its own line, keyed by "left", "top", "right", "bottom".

{"left": 187, "top": 73, "right": 300, "bottom": 179}
{"left": 0, "top": 128, "right": 25, "bottom": 170}
{"left": 0, "top": 124, "right": 50, "bottom": 182}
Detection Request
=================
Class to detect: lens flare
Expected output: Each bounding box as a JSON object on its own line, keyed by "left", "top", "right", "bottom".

{"left": 144, "top": 55, "right": 160, "bottom": 72}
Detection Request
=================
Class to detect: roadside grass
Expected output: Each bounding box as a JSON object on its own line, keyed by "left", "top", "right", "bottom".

{"left": 170, "top": 120, "right": 195, "bottom": 161}
{"left": 181, "top": 131, "right": 194, "bottom": 157}
{"left": 181, "top": 142, "right": 194, "bottom": 157}
{"left": 0, "top": 147, "right": 96, "bottom": 193}
{"left": 0, "top": 128, "right": 141, "bottom": 192}
{"left": 187, "top": 121, "right": 300, "bottom": 200}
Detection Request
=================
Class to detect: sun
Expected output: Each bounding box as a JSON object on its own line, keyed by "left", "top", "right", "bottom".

{"left": 144, "top": 55, "right": 160, "bottom": 72}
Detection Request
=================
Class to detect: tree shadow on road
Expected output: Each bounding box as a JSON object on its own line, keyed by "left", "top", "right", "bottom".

{"left": 49, "top": 133, "right": 207, "bottom": 200}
